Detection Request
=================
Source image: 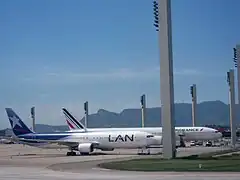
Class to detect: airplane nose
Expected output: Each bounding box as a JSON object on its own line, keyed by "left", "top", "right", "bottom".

{"left": 214, "top": 130, "right": 223, "bottom": 139}
{"left": 218, "top": 132, "right": 223, "bottom": 138}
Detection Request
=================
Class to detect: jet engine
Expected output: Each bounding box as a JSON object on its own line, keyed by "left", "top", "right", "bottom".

{"left": 78, "top": 143, "right": 94, "bottom": 154}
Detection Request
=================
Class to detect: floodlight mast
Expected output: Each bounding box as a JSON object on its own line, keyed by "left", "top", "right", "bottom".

{"left": 153, "top": 0, "right": 176, "bottom": 159}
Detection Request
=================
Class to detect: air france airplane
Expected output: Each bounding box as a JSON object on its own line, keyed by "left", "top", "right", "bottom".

{"left": 5, "top": 108, "right": 162, "bottom": 156}
{"left": 63, "top": 108, "right": 222, "bottom": 142}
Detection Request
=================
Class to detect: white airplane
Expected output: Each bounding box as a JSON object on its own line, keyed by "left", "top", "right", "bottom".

{"left": 5, "top": 108, "right": 162, "bottom": 156}
{"left": 63, "top": 108, "right": 223, "bottom": 142}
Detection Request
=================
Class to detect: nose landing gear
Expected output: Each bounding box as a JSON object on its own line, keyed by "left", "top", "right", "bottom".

{"left": 137, "top": 147, "right": 151, "bottom": 155}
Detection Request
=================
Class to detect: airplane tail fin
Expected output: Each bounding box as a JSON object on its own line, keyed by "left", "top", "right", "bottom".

{"left": 62, "top": 108, "right": 87, "bottom": 132}
{"left": 5, "top": 108, "right": 34, "bottom": 137}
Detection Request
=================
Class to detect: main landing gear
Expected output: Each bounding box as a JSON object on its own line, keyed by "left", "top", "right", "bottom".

{"left": 137, "top": 147, "right": 151, "bottom": 155}
{"left": 66, "top": 151, "right": 77, "bottom": 156}
{"left": 66, "top": 151, "right": 91, "bottom": 156}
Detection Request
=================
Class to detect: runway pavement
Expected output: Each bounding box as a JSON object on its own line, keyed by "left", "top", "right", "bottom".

{"left": 0, "top": 144, "right": 239, "bottom": 180}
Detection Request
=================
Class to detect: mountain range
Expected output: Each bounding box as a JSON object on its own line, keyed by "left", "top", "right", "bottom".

{"left": 79, "top": 100, "right": 236, "bottom": 128}
{"left": 1, "top": 100, "right": 238, "bottom": 134}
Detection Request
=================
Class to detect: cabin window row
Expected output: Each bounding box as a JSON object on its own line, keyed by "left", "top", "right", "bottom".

{"left": 78, "top": 136, "right": 108, "bottom": 140}
{"left": 176, "top": 129, "right": 200, "bottom": 132}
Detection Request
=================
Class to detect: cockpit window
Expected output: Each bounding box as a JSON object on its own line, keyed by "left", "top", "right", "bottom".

{"left": 215, "top": 130, "right": 219, "bottom": 133}
{"left": 146, "top": 135, "right": 154, "bottom": 138}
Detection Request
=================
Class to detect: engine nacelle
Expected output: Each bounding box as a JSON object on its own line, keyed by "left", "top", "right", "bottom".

{"left": 78, "top": 143, "right": 94, "bottom": 154}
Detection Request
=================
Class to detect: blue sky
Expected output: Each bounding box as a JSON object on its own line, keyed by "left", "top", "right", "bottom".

{"left": 0, "top": 0, "right": 239, "bottom": 128}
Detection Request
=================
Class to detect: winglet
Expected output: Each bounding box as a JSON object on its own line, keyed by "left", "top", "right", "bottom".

{"left": 62, "top": 108, "right": 87, "bottom": 132}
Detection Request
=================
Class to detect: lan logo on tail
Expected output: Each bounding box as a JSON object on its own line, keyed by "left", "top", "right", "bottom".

{"left": 9, "top": 116, "right": 22, "bottom": 128}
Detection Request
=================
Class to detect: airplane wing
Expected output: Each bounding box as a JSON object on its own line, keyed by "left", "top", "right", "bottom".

{"left": 17, "top": 138, "right": 100, "bottom": 148}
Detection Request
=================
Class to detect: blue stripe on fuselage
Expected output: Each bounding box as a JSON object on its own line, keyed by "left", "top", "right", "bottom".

{"left": 18, "top": 133, "right": 72, "bottom": 141}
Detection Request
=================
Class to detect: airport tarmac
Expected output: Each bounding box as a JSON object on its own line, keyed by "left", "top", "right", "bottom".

{"left": 0, "top": 144, "right": 239, "bottom": 180}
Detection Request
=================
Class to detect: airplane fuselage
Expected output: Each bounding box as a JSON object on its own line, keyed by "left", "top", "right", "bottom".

{"left": 68, "top": 126, "right": 222, "bottom": 141}
{"left": 17, "top": 131, "right": 162, "bottom": 150}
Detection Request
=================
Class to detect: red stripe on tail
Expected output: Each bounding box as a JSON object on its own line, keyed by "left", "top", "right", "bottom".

{"left": 66, "top": 119, "right": 75, "bottom": 129}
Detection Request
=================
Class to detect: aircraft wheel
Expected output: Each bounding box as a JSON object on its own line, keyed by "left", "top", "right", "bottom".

{"left": 66, "top": 151, "right": 77, "bottom": 156}
{"left": 147, "top": 149, "right": 151, "bottom": 155}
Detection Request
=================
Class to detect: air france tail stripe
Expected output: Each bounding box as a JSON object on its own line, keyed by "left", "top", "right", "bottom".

{"left": 63, "top": 110, "right": 79, "bottom": 129}
{"left": 63, "top": 109, "right": 85, "bottom": 129}
{"left": 64, "top": 112, "right": 81, "bottom": 129}
{"left": 66, "top": 119, "right": 76, "bottom": 129}
{"left": 63, "top": 111, "right": 81, "bottom": 129}
{"left": 63, "top": 109, "right": 84, "bottom": 129}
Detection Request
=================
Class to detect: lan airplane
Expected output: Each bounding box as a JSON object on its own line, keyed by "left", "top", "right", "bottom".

{"left": 63, "top": 108, "right": 222, "bottom": 142}
{"left": 5, "top": 108, "right": 162, "bottom": 156}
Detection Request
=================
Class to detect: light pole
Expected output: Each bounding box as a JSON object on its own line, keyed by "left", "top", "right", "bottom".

{"left": 84, "top": 101, "right": 88, "bottom": 128}
{"left": 140, "top": 94, "right": 146, "bottom": 127}
{"left": 233, "top": 46, "right": 240, "bottom": 105}
{"left": 31, "top": 106, "right": 36, "bottom": 132}
{"left": 227, "top": 69, "right": 236, "bottom": 148}
{"left": 190, "top": 84, "right": 197, "bottom": 127}
{"left": 153, "top": 0, "right": 176, "bottom": 159}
